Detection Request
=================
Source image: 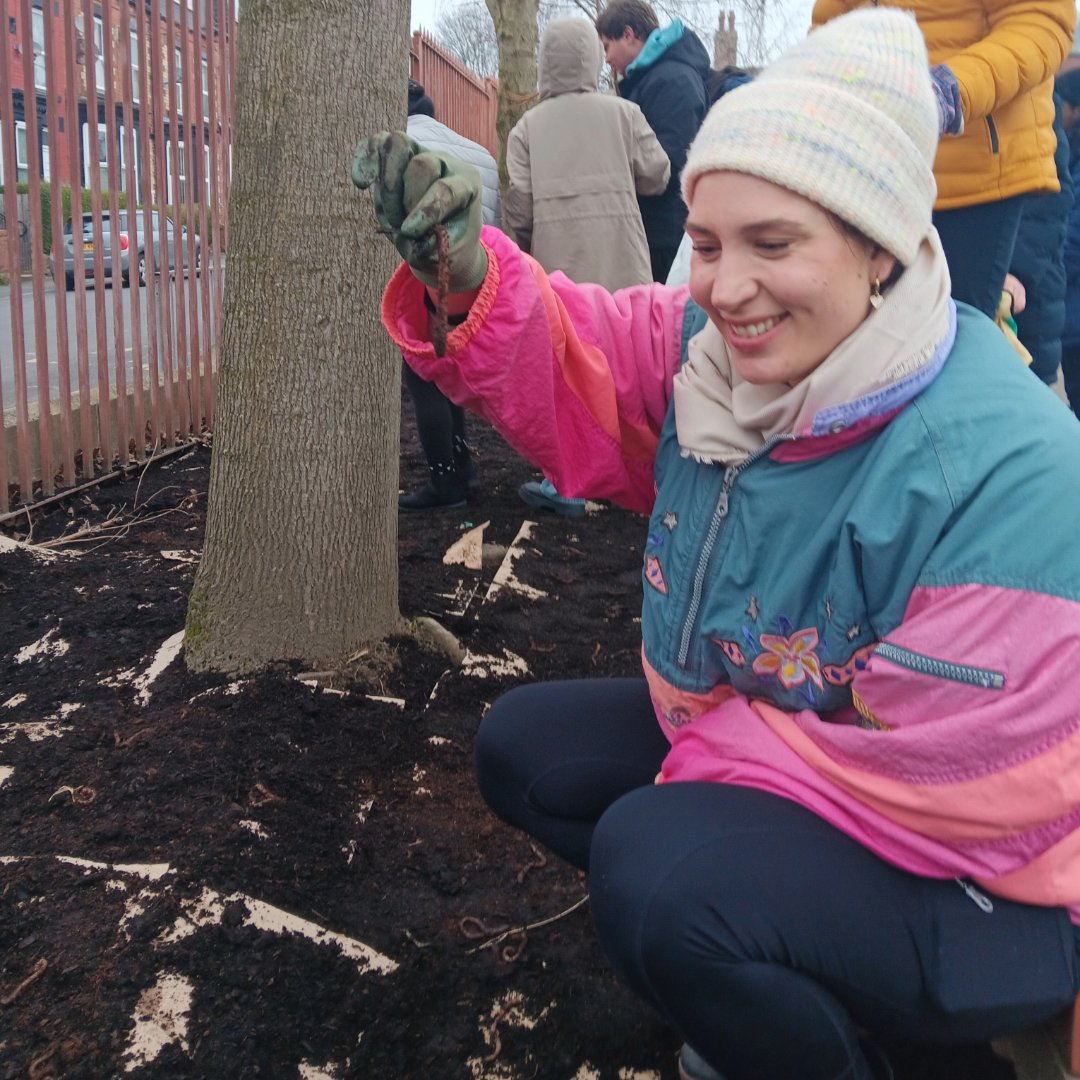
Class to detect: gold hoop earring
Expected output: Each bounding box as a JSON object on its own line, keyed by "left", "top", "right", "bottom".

{"left": 869, "top": 278, "right": 884, "bottom": 310}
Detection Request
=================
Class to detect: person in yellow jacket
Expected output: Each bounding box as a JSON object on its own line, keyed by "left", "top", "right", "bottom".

{"left": 812, "top": 0, "right": 1075, "bottom": 319}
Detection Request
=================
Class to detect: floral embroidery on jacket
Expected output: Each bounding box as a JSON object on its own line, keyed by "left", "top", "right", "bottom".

{"left": 752, "top": 627, "right": 824, "bottom": 690}
{"left": 712, "top": 638, "right": 747, "bottom": 666}
{"left": 823, "top": 642, "right": 878, "bottom": 686}
{"left": 644, "top": 555, "right": 667, "bottom": 595}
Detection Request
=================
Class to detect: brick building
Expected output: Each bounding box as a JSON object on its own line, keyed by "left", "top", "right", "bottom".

{"left": 0, "top": 0, "right": 233, "bottom": 207}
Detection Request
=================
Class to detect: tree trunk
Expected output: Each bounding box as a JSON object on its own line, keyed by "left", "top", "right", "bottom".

{"left": 185, "top": 0, "right": 406, "bottom": 674}
{"left": 484, "top": 0, "right": 540, "bottom": 192}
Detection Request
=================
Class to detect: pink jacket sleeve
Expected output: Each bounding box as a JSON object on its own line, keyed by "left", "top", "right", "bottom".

{"left": 381, "top": 226, "right": 691, "bottom": 515}
{"left": 657, "top": 581, "right": 1080, "bottom": 903}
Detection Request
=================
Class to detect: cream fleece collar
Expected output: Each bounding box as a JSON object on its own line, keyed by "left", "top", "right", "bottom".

{"left": 672, "top": 230, "right": 954, "bottom": 465}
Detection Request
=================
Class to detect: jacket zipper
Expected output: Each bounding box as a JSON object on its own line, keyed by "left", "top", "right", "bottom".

{"left": 875, "top": 641, "right": 1005, "bottom": 690}
{"left": 956, "top": 878, "right": 995, "bottom": 913}
{"left": 677, "top": 435, "right": 792, "bottom": 668}
{"left": 986, "top": 115, "right": 999, "bottom": 154}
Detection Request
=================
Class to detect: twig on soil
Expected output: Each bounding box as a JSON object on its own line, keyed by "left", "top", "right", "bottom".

{"left": 463, "top": 893, "right": 589, "bottom": 959}
{"left": 248, "top": 782, "right": 283, "bottom": 807}
{"left": 114, "top": 727, "right": 153, "bottom": 749}
{"left": 35, "top": 503, "right": 193, "bottom": 551}
{"left": 1, "top": 957, "right": 48, "bottom": 1005}
{"left": 20, "top": 504, "right": 33, "bottom": 544}
{"left": 403, "top": 928, "right": 430, "bottom": 949}
{"left": 47, "top": 785, "right": 96, "bottom": 805}
{"left": 133, "top": 436, "right": 162, "bottom": 508}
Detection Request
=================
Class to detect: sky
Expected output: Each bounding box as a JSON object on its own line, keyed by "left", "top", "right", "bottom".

{"left": 412, "top": 1, "right": 1080, "bottom": 52}
{"left": 411, "top": 0, "right": 443, "bottom": 33}
{"left": 411, "top": 1, "right": 821, "bottom": 54}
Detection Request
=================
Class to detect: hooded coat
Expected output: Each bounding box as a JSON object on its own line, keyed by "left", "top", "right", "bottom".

{"left": 405, "top": 114, "right": 502, "bottom": 228}
{"left": 505, "top": 18, "right": 670, "bottom": 290}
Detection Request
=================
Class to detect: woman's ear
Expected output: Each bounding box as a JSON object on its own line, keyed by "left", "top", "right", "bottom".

{"left": 871, "top": 249, "right": 899, "bottom": 288}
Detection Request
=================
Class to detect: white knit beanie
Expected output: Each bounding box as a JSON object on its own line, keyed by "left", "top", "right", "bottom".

{"left": 681, "top": 8, "right": 938, "bottom": 266}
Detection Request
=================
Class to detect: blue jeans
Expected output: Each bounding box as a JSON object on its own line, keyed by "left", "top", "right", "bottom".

{"left": 475, "top": 678, "right": 1079, "bottom": 1080}
{"left": 932, "top": 196, "right": 1027, "bottom": 318}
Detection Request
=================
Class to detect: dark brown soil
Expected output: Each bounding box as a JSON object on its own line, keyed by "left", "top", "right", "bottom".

{"left": 0, "top": 402, "right": 1018, "bottom": 1079}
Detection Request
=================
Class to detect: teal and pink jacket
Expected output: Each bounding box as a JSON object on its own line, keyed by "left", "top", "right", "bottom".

{"left": 383, "top": 226, "right": 1080, "bottom": 919}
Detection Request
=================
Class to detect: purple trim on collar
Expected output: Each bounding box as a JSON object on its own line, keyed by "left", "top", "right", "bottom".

{"left": 808, "top": 300, "right": 957, "bottom": 438}
{"left": 770, "top": 407, "right": 904, "bottom": 462}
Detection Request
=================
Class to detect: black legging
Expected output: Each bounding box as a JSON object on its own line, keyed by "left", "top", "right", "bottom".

{"left": 475, "top": 678, "right": 1079, "bottom": 1080}
{"left": 403, "top": 362, "right": 466, "bottom": 472}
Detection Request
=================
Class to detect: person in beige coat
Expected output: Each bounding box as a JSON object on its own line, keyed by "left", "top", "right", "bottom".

{"left": 506, "top": 17, "right": 670, "bottom": 293}
{"left": 508, "top": 16, "right": 671, "bottom": 516}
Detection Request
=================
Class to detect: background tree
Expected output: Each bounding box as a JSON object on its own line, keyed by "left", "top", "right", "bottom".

{"left": 185, "top": 0, "right": 406, "bottom": 674}
{"left": 483, "top": 0, "right": 542, "bottom": 188}
{"left": 435, "top": 0, "right": 502, "bottom": 77}
{"left": 434, "top": 0, "right": 806, "bottom": 82}
{"left": 435, "top": 0, "right": 575, "bottom": 79}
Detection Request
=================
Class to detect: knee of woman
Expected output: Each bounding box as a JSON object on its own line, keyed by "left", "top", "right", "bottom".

{"left": 590, "top": 792, "right": 687, "bottom": 965}
{"left": 473, "top": 685, "right": 538, "bottom": 810}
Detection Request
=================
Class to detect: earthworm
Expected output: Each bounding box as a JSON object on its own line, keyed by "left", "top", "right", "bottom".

{"left": 2, "top": 957, "right": 48, "bottom": 1005}
{"left": 515, "top": 842, "right": 548, "bottom": 884}
{"left": 430, "top": 224, "right": 451, "bottom": 358}
{"left": 459, "top": 914, "right": 510, "bottom": 940}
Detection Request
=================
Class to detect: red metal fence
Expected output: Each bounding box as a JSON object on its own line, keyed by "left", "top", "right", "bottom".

{"left": 1, "top": 19, "right": 486, "bottom": 518}
{"left": 0, "top": 0, "right": 235, "bottom": 516}
{"left": 410, "top": 30, "right": 498, "bottom": 158}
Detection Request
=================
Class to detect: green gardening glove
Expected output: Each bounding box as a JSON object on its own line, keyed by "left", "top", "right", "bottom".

{"left": 352, "top": 130, "right": 488, "bottom": 292}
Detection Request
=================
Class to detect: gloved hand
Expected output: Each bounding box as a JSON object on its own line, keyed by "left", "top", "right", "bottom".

{"left": 352, "top": 130, "right": 488, "bottom": 292}
{"left": 930, "top": 64, "right": 964, "bottom": 136}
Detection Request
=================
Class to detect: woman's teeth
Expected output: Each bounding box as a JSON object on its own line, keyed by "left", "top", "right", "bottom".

{"left": 730, "top": 316, "right": 782, "bottom": 338}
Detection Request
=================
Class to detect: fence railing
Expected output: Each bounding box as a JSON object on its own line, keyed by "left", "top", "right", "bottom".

{"left": 2, "top": 19, "right": 486, "bottom": 517}
{"left": 0, "top": 195, "right": 31, "bottom": 270}
{"left": 410, "top": 30, "right": 498, "bottom": 158}
{"left": 0, "top": 0, "right": 236, "bottom": 517}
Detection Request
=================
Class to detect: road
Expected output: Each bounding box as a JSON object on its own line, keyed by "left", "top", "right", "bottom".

{"left": 0, "top": 271, "right": 218, "bottom": 416}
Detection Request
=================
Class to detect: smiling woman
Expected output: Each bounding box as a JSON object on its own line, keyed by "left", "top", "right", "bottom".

{"left": 685, "top": 174, "right": 896, "bottom": 386}
{"left": 358, "top": 7, "right": 1080, "bottom": 1080}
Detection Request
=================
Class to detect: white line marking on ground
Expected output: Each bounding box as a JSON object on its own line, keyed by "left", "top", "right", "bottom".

{"left": 123, "top": 969, "right": 193, "bottom": 1071}
{"left": 15, "top": 627, "right": 70, "bottom": 663}
{"left": 485, "top": 521, "right": 547, "bottom": 602}
{"left": 160, "top": 886, "right": 398, "bottom": 975}
{"left": 133, "top": 630, "right": 185, "bottom": 705}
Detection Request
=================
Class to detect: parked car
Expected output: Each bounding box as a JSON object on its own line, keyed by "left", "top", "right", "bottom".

{"left": 62, "top": 210, "right": 201, "bottom": 290}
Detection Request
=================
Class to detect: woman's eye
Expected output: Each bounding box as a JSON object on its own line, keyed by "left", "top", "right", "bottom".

{"left": 691, "top": 244, "right": 720, "bottom": 258}
{"left": 756, "top": 240, "right": 790, "bottom": 254}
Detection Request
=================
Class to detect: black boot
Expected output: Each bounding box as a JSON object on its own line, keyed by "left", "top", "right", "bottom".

{"left": 453, "top": 436, "right": 480, "bottom": 493}
{"left": 399, "top": 462, "right": 466, "bottom": 511}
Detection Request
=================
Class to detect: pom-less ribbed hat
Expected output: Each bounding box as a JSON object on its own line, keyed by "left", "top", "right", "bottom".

{"left": 681, "top": 8, "right": 938, "bottom": 265}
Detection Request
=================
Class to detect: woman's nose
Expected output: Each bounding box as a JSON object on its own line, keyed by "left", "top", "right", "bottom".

{"left": 709, "top": 257, "right": 756, "bottom": 311}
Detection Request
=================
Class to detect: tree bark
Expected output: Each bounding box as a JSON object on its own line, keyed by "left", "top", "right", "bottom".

{"left": 185, "top": 0, "right": 406, "bottom": 674}
{"left": 483, "top": 0, "right": 540, "bottom": 192}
